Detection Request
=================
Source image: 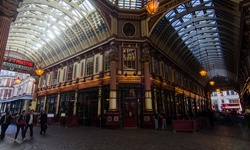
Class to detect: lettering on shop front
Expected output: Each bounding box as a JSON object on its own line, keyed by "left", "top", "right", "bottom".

{"left": 3, "top": 56, "right": 34, "bottom": 67}
{"left": 3, "top": 62, "right": 33, "bottom": 70}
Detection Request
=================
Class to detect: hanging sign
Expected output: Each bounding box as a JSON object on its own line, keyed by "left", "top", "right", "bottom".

{"left": 3, "top": 56, "right": 34, "bottom": 67}
{"left": 2, "top": 56, "right": 34, "bottom": 70}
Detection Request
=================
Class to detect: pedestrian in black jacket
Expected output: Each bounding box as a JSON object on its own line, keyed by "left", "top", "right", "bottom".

{"left": 24, "top": 109, "right": 35, "bottom": 139}
{"left": 40, "top": 110, "right": 47, "bottom": 134}
{"left": 0, "top": 112, "right": 11, "bottom": 140}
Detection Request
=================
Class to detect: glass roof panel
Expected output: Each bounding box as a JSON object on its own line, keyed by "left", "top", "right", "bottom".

{"left": 7, "top": 0, "right": 108, "bottom": 66}
{"left": 109, "top": 0, "right": 142, "bottom": 9}
{"left": 165, "top": 0, "right": 222, "bottom": 66}
{"left": 176, "top": 4, "right": 186, "bottom": 13}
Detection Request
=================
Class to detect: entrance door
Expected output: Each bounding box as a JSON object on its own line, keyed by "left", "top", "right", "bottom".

{"left": 123, "top": 99, "right": 137, "bottom": 127}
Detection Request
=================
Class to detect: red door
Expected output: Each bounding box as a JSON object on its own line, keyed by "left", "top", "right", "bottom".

{"left": 124, "top": 99, "right": 137, "bottom": 127}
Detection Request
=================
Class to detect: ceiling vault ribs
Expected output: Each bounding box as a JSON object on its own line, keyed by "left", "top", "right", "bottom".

{"left": 6, "top": 0, "right": 110, "bottom": 69}
{"left": 150, "top": 0, "right": 241, "bottom": 86}
{"left": 3, "top": 0, "right": 244, "bottom": 92}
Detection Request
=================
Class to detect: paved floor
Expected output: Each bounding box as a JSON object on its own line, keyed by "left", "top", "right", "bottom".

{"left": 0, "top": 122, "right": 250, "bottom": 150}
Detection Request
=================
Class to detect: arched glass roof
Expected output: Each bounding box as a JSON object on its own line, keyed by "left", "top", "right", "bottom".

{"left": 151, "top": 0, "right": 240, "bottom": 82}
{"left": 6, "top": 0, "right": 110, "bottom": 67}
{"left": 108, "top": 0, "right": 147, "bottom": 9}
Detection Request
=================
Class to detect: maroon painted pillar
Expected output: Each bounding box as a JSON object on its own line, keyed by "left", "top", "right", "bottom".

{"left": 105, "top": 41, "right": 120, "bottom": 129}
{"left": 141, "top": 43, "right": 154, "bottom": 128}
{"left": 0, "top": 1, "right": 18, "bottom": 69}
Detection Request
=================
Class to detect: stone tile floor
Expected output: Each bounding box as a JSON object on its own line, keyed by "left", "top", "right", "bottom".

{"left": 0, "top": 123, "right": 249, "bottom": 150}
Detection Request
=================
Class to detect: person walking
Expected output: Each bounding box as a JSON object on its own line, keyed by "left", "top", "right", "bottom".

{"left": 161, "top": 113, "right": 167, "bottom": 130}
{"left": 24, "top": 109, "right": 35, "bottom": 139}
{"left": 153, "top": 113, "right": 158, "bottom": 130}
{"left": 14, "top": 110, "right": 27, "bottom": 142}
{"left": 40, "top": 110, "right": 47, "bottom": 134}
{"left": 0, "top": 112, "right": 11, "bottom": 140}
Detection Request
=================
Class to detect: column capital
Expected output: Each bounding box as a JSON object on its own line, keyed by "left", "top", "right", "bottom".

{"left": 141, "top": 54, "right": 151, "bottom": 63}
{"left": 109, "top": 49, "right": 119, "bottom": 62}
{"left": 109, "top": 40, "right": 119, "bottom": 61}
{"left": 141, "top": 42, "right": 151, "bottom": 63}
{"left": 142, "top": 42, "right": 150, "bottom": 54}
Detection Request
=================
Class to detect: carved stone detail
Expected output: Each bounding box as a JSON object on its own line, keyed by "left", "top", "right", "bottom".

{"left": 109, "top": 41, "right": 118, "bottom": 62}
{"left": 109, "top": 50, "right": 118, "bottom": 62}
{"left": 141, "top": 42, "right": 151, "bottom": 63}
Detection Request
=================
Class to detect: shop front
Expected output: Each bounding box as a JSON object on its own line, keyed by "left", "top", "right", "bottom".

{"left": 119, "top": 84, "right": 143, "bottom": 128}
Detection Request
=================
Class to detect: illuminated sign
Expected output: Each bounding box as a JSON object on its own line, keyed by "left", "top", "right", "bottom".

{"left": 3, "top": 56, "right": 34, "bottom": 67}
{"left": 3, "top": 62, "right": 33, "bottom": 70}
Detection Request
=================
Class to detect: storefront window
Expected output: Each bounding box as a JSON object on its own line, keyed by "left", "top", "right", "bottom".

{"left": 36, "top": 97, "right": 44, "bottom": 113}
{"left": 60, "top": 92, "right": 75, "bottom": 117}
{"left": 47, "top": 95, "right": 57, "bottom": 114}
{"left": 67, "top": 64, "right": 73, "bottom": 81}
{"left": 154, "top": 59, "right": 159, "bottom": 76}
{"left": 53, "top": 70, "right": 58, "bottom": 85}
{"left": 73, "top": 64, "right": 77, "bottom": 79}
{"left": 86, "top": 57, "right": 93, "bottom": 76}
{"left": 104, "top": 50, "right": 111, "bottom": 71}
{"left": 123, "top": 48, "right": 136, "bottom": 69}
{"left": 95, "top": 56, "right": 99, "bottom": 73}
{"left": 81, "top": 61, "right": 85, "bottom": 77}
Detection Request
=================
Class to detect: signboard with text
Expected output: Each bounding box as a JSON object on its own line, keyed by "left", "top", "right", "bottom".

{"left": 3, "top": 56, "right": 34, "bottom": 70}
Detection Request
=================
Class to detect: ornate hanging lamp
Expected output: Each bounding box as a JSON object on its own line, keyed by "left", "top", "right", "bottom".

{"left": 15, "top": 77, "right": 21, "bottom": 84}
{"left": 35, "top": 67, "right": 44, "bottom": 76}
{"left": 209, "top": 80, "right": 215, "bottom": 86}
{"left": 199, "top": 70, "right": 207, "bottom": 76}
{"left": 146, "top": 0, "right": 160, "bottom": 15}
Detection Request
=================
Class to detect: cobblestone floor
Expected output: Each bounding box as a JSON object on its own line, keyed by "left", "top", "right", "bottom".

{"left": 0, "top": 122, "right": 249, "bottom": 150}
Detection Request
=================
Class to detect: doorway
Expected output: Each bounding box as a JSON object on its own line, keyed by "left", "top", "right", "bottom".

{"left": 123, "top": 99, "right": 137, "bottom": 127}
{"left": 120, "top": 85, "right": 142, "bottom": 128}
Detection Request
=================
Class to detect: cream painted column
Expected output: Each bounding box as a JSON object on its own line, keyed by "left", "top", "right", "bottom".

{"left": 56, "top": 93, "right": 61, "bottom": 115}
{"left": 109, "top": 43, "right": 118, "bottom": 111}
{"left": 73, "top": 89, "right": 78, "bottom": 115}
{"left": 43, "top": 95, "right": 47, "bottom": 112}
{"left": 97, "top": 86, "right": 102, "bottom": 116}
{"left": 23, "top": 100, "right": 29, "bottom": 111}
{"left": 142, "top": 43, "right": 153, "bottom": 111}
{"left": 162, "top": 90, "right": 165, "bottom": 113}
{"left": 153, "top": 88, "right": 157, "bottom": 112}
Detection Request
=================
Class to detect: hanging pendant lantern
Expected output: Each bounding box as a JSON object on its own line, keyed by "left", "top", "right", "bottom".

{"left": 209, "top": 80, "right": 215, "bottom": 86}
{"left": 146, "top": 0, "right": 160, "bottom": 15}
{"left": 199, "top": 69, "right": 207, "bottom": 76}
{"left": 15, "top": 77, "right": 21, "bottom": 84}
{"left": 35, "top": 67, "right": 44, "bottom": 76}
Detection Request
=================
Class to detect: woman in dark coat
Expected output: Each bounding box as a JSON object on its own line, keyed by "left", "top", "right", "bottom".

{"left": 0, "top": 112, "right": 11, "bottom": 140}
{"left": 14, "top": 110, "right": 27, "bottom": 141}
{"left": 40, "top": 110, "right": 47, "bottom": 134}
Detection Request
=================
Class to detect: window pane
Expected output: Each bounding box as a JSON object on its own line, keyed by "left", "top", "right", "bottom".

{"left": 123, "top": 48, "right": 136, "bottom": 69}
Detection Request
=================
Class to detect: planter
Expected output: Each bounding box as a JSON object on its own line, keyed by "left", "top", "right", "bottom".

{"left": 172, "top": 119, "right": 199, "bottom": 133}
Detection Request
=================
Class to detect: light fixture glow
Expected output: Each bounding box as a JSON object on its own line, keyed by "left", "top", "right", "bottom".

{"left": 35, "top": 67, "right": 44, "bottom": 76}
{"left": 15, "top": 77, "right": 21, "bottom": 84}
{"left": 209, "top": 80, "right": 215, "bottom": 86}
{"left": 199, "top": 70, "right": 207, "bottom": 76}
{"left": 146, "top": 0, "right": 160, "bottom": 15}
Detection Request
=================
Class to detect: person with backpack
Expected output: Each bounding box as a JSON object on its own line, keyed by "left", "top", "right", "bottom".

{"left": 14, "top": 110, "right": 27, "bottom": 142}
